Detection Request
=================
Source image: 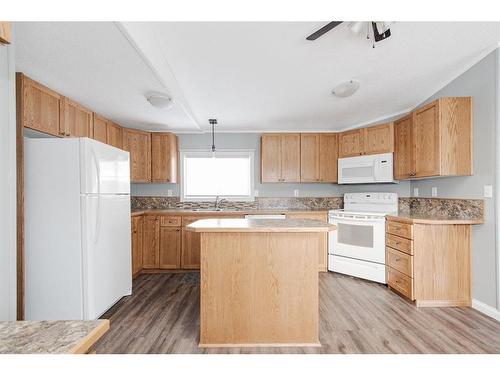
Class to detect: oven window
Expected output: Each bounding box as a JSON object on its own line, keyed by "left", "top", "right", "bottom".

{"left": 342, "top": 166, "right": 373, "bottom": 178}
{"left": 337, "top": 223, "right": 374, "bottom": 248}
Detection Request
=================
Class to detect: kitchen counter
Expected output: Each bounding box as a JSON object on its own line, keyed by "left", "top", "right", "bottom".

{"left": 131, "top": 208, "right": 328, "bottom": 216}
{"left": 387, "top": 212, "right": 483, "bottom": 225}
{"left": 0, "top": 320, "right": 109, "bottom": 354}
{"left": 187, "top": 218, "right": 335, "bottom": 233}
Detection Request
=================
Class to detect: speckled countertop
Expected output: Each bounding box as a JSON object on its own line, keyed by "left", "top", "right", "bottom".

{"left": 131, "top": 208, "right": 329, "bottom": 216}
{"left": 0, "top": 320, "right": 109, "bottom": 354}
{"left": 187, "top": 218, "right": 336, "bottom": 232}
{"left": 387, "top": 212, "right": 483, "bottom": 225}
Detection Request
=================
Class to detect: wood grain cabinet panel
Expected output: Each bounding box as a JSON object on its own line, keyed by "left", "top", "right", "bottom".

{"left": 131, "top": 216, "right": 144, "bottom": 277}
{"left": 281, "top": 134, "right": 301, "bottom": 182}
{"left": 0, "top": 22, "right": 11, "bottom": 44}
{"left": 92, "top": 114, "right": 108, "bottom": 144}
{"left": 159, "top": 227, "right": 181, "bottom": 269}
{"left": 363, "top": 122, "right": 394, "bottom": 155}
{"left": 319, "top": 133, "right": 338, "bottom": 183}
{"left": 106, "top": 122, "right": 123, "bottom": 149}
{"left": 394, "top": 114, "right": 415, "bottom": 179}
{"left": 122, "top": 128, "right": 152, "bottom": 182}
{"left": 300, "top": 133, "right": 320, "bottom": 182}
{"left": 142, "top": 216, "right": 160, "bottom": 269}
{"left": 151, "top": 132, "right": 179, "bottom": 183}
{"left": 21, "top": 75, "right": 62, "bottom": 137}
{"left": 60, "top": 98, "right": 93, "bottom": 138}
{"left": 338, "top": 129, "right": 364, "bottom": 158}
{"left": 414, "top": 101, "right": 440, "bottom": 177}
{"left": 261, "top": 134, "right": 300, "bottom": 182}
{"left": 181, "top": 217, "right": 202, "bottom": 269}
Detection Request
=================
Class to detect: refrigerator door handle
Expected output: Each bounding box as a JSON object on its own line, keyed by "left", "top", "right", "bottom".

{"left": 92, "top": 149, "right": 102, "bottom": 244}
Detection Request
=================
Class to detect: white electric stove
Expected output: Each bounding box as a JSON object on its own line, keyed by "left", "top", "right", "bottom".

{"left": 328, "top": 192, "right": 398, "bottom": 283}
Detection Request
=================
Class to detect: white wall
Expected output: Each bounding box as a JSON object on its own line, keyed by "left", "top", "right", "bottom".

{"left": 0, "top": 39, "right": 17, "bottom": 320}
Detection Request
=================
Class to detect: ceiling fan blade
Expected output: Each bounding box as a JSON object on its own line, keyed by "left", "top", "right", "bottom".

{"left": 306, "top": 21, "right": 343, "bottom": 40}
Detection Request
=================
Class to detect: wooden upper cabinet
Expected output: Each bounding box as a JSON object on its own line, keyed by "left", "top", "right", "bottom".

{"left": 151, "top": 132, "right": 179, "bottom": 183}
{"left": 142, "top": 216, "right": 160, "bottom": 269}
{"left": 319, "top": 133, "right": 338, "bottom": 183}
{"left": 92, "top": 114, "right": 108, "bottom": 144}
{"left": 280, "top": 134, "right": 301, "bottom": 182}
{"left": 106, "top": 122, "right": 123, "bottom": 149}
{"left": 414, "top": 101, "right": 440, "bottom": 177}
{"left": 59, "top": 97, "right": 93, "bottom": 138}
{"left": 123, "top": 128, "right": 152, "bottom": 183}
{"left": 19, "top": 74, "right": 62, "bottom": 137}
{"left": 261, "top": 134, "right": 282, "bottom": 182}
{"left": 0, "top": 22, "right": 11, "bottom": 45}
{"left": 394, "top": 114, "right": 415, "bottom": 179}
{"left": 338, "top": 129, "right": 364, "bottom": 158}
{"left": 300, "top": 133, "right": 320, "bottom": 182}
{"left": 364, "top": 122, "right": 394, "bottom": 155}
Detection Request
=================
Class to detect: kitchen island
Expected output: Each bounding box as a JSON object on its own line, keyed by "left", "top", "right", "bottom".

{"left": 187, "top": 218, "right": 336, "bottom": 347}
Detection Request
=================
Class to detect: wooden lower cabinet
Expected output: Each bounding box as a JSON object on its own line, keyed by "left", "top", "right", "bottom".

{"left": 131, "top": 216, "right": 144, "bottom": 277}
{"left": 159, "top": 227, "right": 181, "bottom": 269}
{"left": 286, "top": 212, "right": 328, "bottom": 272}
{"left": 385, "top": 217, "right": 472, "bottom": 307}
{"left": 181, "top": 227, "right": 201, "bottom": 269}
{"left": 143, "top": 216, "right": 160, "bottom": 269}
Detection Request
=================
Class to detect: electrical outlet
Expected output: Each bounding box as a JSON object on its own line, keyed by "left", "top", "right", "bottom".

{"left": 254, "top": 189, "right": 259, "bottom": 197}
{"left": 431, "top": 187, "right": 438, "bottom": 197}
{"left": 294, "top": 189, "right": 299, "bottom": 197}
{"left": 484, "top": 185, "right": 493, "bottom": 198}
{"left": 167, "top": 189, "right": 173, "bottom": 197}
{"left": 413, "top": 188, "right": 419, "bottom": 197}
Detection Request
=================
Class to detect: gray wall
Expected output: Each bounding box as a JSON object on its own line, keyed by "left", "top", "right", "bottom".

{"left": 131, "top": 132, "right": 411, "bottom": 198}
{"left": 411, "top": 50, "right": 498, "bottom": 309}
{"left": 0, "top": 41, "right": 17, "bottom": 320}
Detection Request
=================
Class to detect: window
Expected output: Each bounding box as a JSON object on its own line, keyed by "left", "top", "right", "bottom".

{"left": 180, "top": 150, "right": 255, "bottom": 201}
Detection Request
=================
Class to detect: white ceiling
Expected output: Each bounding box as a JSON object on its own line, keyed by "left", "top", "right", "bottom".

{"left": 14, "top": 22, "right": 500, "bottom": 133}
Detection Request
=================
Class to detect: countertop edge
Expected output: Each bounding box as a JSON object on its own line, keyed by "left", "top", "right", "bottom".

{"left": 131, "top": 209, "right": 329, "bottom": 216}
{"left": 386, "top": 215, "right": 484, "bottom": 225}
{"left": 67, "top": 319, "right": 110, "bottom": 354}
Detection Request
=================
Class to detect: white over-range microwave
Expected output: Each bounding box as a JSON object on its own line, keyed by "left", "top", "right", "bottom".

{"left": 338, "top": 152, "right": 395, "bottom": 184}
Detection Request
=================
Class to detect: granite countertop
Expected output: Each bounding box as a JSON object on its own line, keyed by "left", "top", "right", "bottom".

{"left": 131, "top": 208, "right": 329, "bottom": 216}
{"left": 186, "top": 218, "right": 336, "bottom": 233}
{"left": 387, "top": 212, "right": 483, "bottom": 225}
{"left": 0, "top": 320, "right": 109, "bottom": 354}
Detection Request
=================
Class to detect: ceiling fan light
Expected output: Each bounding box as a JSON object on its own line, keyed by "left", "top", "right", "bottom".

{"left": 332, "top": 80, "right": 360, "bottom": 98}
{"left": 146, "top": 93, "right": 173, "bottom": 109}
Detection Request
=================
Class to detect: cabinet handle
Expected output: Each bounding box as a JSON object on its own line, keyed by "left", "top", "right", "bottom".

{"left": 394, "top": 257, "right": 400, "bottom": 262}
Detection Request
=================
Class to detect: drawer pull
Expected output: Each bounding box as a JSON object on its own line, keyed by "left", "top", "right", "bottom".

{"left": 394, "top": 257, "right": 400, "bottom": 262}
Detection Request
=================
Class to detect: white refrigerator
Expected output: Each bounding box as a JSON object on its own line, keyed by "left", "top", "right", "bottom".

{"left": 24, "top": 137, "right": 132, "bottom": 320}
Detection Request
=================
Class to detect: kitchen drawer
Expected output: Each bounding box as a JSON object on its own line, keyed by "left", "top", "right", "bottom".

{"left": 386, "top": 220, "right": 413, "bottom": 239}
{"left": 160, "top": 216, "right": 181, "bottom": 227}
{"left": 386, "top": 233, "right": 413, "bottom": 255}
{"left": 386, "top": 247, "right": 413, "bottom": 277}
{"left": 387, "top": 267, "right": 414, "bottom": 300}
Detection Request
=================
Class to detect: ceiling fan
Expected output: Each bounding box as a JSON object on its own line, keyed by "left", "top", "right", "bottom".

{"left": 306, "top": 21, "right": 392, "bottom": 47}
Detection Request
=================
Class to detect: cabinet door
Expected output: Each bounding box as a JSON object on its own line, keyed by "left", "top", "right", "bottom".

{"left": 152, "top": 133, "right": 179, "bottom": 183}
{"left": 106, "top": 122, "right": 123, "bottom": 149}
{"left": 286, "top": 212, "right": 328, "bottom": 272}
{"left": 143, "top": 216, "right": 160, "bottom": 268}
{"left": 300, "top": 133, "right": 320, "bottom": 182}
{"left": 181, "top": 217, "right": 201, "bottom": 269}
{"left": 60, "top": 98, "right": 93, "bottom": 138}
{"left": 22, "top": 75, "right": 62, "bottom": 137}
{"left": 131, "top": 216, "right": 144, "bottom": 276}
{"left": 0, "top": 22, "right": 11, "bottom": 44}
{"left": 92, "top": 114, "right": 108, "bottom": 144}
{"left": 281, "top": 134, "right": 301, "bottom": 182}
{"left": 319, "top": 133, "right": 338, "bottom": 183}
{"left": 123, "top": 128, "right": 152, "bottom": 182}
{"left": 261, "top": 134, "right": 282, "bottom": 182}
{"left": 364, "top": 122, "right": 394, "bottom": 155}
{"left": 338, "top": 129, "right": 364, "bottom": 158}
{"left": 159, "top": 227, "right": 181, "bottom": 269}
{"left": 394, "top": 114, "right": 415, "bottom": 179}
{"left": 414, "top": 101, "right": 440, "bottom": 177}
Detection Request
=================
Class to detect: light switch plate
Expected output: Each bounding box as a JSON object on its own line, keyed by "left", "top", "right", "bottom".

{"left": 431, "top": 187, "right": 438, "bottom": 197}
{"left": 254, "top": 189, "right": 259, "bottom": 197}
{"left": 294, "top": 189, "right": 299, "bottom": 197}
{"left": 413, "top": 188, "right": 419, "bottom": 197}
{"left": 484, "top": 185, "right": 493, "bottom": 198}
{"left": 167, "top": 189, "right": 173, "bottom": 197}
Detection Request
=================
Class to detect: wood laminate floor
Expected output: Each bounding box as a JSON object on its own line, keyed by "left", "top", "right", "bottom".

{"left": 94, "top": 272, "right": 500, "bottom": 354}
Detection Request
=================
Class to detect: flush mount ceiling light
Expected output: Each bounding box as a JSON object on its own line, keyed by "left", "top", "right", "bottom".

{"left": 332, "top": 80, "right": 360, "bottom": 98}
{"left": 146, "top": 93, "right": 173, "bottom": 109}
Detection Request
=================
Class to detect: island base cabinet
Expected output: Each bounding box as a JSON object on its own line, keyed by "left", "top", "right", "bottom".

{"left": 199, "top": 232, "right": 319, "bottom": 347}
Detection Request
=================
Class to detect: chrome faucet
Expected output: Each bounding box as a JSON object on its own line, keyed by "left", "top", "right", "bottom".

{"left": 214, "top": 196, "right": 226, "bottom": 210}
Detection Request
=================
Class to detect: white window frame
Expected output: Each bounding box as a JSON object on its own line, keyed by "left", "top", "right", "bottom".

{"left": 180, "top": 149, "right": 255, "bottom": 202}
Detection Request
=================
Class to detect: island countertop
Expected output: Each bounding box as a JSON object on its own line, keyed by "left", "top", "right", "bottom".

{"left": 0, "top": 320, "right": 109, "bottom": 354}
{"left": 186, "top": 218, "right": 336, "bottom": 233}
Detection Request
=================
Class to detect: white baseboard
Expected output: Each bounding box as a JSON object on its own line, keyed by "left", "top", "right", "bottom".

{"left": 472, "top": 299, "right": 500, "bottom": 321}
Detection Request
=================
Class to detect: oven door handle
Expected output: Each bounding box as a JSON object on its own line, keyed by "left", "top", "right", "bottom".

{"left": 330, "top": 216, "right": 385, "bottom": 223}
